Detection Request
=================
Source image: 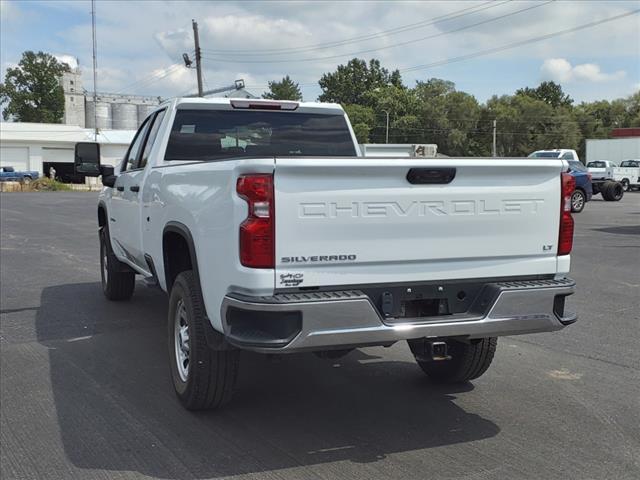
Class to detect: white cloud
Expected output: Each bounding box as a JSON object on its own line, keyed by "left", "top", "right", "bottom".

{"left": 3, "top": 0, "right": 639, "bottom": 102}
{"left": 54, "top": 54, "right": 78, "bottom": 70}
{"left": 541, "top": 58, "right": 626, "bottom": 83}
{"left": 0, "top": 0, "right": 19, "bottom": 21}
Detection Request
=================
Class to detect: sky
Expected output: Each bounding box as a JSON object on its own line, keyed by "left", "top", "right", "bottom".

{"left": 1, "top": 0, "right": 639, "bottom": 104}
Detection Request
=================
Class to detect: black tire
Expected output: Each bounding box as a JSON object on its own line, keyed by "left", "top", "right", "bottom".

{"left": 570, "top": 189, "right": 586, "bottom": 213}
{"left": 602, "top": 181, "right": 624, "bottom": 201}
{"left": 100, "top": 227, "right": 135, "bottom": 300}
{"left": 620, "top": 179, "right": 630, "bottom": 192}
{"left": 411, "top": 338, "right": 497, "bottom": 383}
{"left": 168, "top": 271, "right": 239, "bottom": 410}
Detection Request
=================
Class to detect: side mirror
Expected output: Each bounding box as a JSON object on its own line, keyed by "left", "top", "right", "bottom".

{"left": 100, "top": 165, "right": 116, "bottom": 188}
{"left": 75, "top": 142, "right": 101, "bottom": 176}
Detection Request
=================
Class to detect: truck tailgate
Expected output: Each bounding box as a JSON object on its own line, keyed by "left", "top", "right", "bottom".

{"left": 274, "top": 157, "right": 563, "bottom": 289}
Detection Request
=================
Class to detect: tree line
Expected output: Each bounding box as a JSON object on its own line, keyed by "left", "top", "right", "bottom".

{"left": 2, "top": 52, "right": 638, "bottom": 159}
{"left": 264, "top": 58, "right": 640, "bottom": 159}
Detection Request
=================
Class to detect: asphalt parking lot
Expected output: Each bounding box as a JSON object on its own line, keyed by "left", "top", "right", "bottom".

{"left": 1, "top": 191, "right": 639, "bottom": 480}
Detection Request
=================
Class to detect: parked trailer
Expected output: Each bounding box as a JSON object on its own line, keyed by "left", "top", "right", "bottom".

{"left": 586, "top": 137, "right": 640, "bottom": 165}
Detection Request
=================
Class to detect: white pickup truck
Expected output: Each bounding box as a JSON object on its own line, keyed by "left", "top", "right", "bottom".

{"left": 614, "top": 159, "right": 640, "bottom": 191}
{"left": 75, "top": 98, "right": 577, "bottom": 410}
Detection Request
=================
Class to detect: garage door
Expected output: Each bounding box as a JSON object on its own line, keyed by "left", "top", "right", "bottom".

{"left": 42, "top": 147, "right": 74, "bottom": 163}
{"left": 0, "top": 147, "right": 29, "bottom": 170}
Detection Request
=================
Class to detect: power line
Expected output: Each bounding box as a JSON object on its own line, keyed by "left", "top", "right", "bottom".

{"left": 202, "top": 0, "right": 508, "bottom": 56}
{"left": 399, "top": 9, "right": 640, "bottom": 73}
{"left": 200, "top": 1, "right": 552, "bottom": 64}
{"left": 376, "top": 126, "right": 609, "bottom": 137}
{"left": 111, "top": 63, "right": 184, "bottom": 96}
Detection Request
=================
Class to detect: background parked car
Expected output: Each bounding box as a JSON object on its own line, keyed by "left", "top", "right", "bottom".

{"left": 0, "top": 166, "right": 39, "bottom": 182}
{"left": 528, "top": 150, "right": 590, "bottom": 212}
{"left": 567, "top": 160, "right": 592, "bottom": 213}
{"left": 614, "top": 160, "right": 640, "bottom": 191}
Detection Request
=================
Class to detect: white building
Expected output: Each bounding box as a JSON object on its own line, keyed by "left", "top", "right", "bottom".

{"left": 0, "top": 122, "right": 135, "bottom": 179}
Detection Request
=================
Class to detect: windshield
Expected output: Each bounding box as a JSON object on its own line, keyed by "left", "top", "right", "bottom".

{"left": 587, "top": 161, "right": 607, "bottom": 168}
{"left": 165, "top": 109, "right": 357, "bottom": 161}
{"left": 528, "top": 151, "right": 561, "bottom": 158}
{"left": 620, "top": 160, "right": 639, "bottom": 167}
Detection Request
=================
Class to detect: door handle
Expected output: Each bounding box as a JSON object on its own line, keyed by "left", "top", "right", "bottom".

{"left": 130, "top": 185, "right": 140, "bottom": 192}
{"left": 116, "top": 185, "right": 124, "bottom": 191}
{"left": 407, "top": 168, "right": 456, "bottom": 184}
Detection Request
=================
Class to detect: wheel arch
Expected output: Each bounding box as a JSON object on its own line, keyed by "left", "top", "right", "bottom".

{"left": 97, "top": 201, "right": 108, "bottom": 229}
{"left": 162, "top": 222, "right": 202, "bottom": 294}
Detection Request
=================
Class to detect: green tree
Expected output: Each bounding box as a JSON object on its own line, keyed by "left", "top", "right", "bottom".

{"left": 484, "top": 94, "right": 580, "bottom": 157}
{"left": 364, "top": 84, "right": 420, "bottom": 143}
{"left": 0, "top": 51, "right": 70, "bottom": 122}
{"left": 516, "top": 81, "right": 573, "bottom": 108}
{"left": 343, "top": 104, "right": 375, "bottom": 143}
{"left": 262, "top": 75, "right": 302, "bottom": 101}
{"left": 411, "top": 79, "right": 483, "bottom": 155}
{"left": 318, "top": 58, "right": 402, "bottom": 105}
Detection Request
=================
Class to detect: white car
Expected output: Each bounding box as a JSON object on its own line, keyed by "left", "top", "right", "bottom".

{"left": 75, "top": 98, "right": 578, "bottom": 410}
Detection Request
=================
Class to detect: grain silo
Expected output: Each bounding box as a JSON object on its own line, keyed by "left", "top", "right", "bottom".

{"left": 85, "top": 98, "right": 112, "bottom": 129}
{"left": 112, "top": 102, "right": 139, "bottom": 130}
{"left": 137, "top": 104, "right": 157, "bottom": 125}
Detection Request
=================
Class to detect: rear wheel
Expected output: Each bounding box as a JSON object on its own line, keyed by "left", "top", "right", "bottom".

{"left": 168, "top": 271, "right": 239, "bottom": 410}
{"left": 100, "top": 227, "right": 135, "bottom": 300}
{"left": 570, "top": 189, "right": 586, "bottom": 213}
{"left": 602, "top": 181, "right": 624, "bottom": 201}
{"left": 409, "top": 338, "right": 497, "bottom": 383}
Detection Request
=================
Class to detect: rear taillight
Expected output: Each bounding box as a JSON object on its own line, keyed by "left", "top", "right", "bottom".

{"left": 558, "top": 172, "right": 575, "bottom": 255}
{"left": 237, "top": 174, "right": 274, "bottom": 268}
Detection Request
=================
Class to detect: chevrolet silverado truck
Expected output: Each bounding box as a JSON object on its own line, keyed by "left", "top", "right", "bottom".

{"left": 75, "top": 98, "right": 577, "bottom": 410}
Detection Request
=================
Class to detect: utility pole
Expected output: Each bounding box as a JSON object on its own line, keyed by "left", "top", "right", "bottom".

{"left": 91, "top": 0, "right": 98, "bottom": 141}
{"left": 492, "top": 119, "right": 497, "bottom": 157}
{"left": 192, "top": 19, "right": 203, "bottom": 97}
{"left": 383, "top": 110, "right": 390, "bottom": 144}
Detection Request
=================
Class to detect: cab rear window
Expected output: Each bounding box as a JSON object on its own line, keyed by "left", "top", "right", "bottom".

{"left": 165, "top": 109, "right": 357, "bottom": 161}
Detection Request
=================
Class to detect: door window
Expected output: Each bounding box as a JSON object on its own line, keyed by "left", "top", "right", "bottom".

{"left": 139, "top": 109, "right": 166, "bottom": 169}
{"left": 123, "top": 117, "right": 152, "bottom": 171}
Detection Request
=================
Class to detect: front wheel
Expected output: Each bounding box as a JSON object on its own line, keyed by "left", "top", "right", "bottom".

{"left": 168, "top": 271, "right": 239, "bottom": 410}
{"left": 570, "top": 190, "right": 586, "bottom": 213}
{"left": 621, "top": 179, "right": 630, "bottom": 192}
{"left": 100, "top": 227, "right": 135, "bottom": 300}
{"left": 409, "top": 338, "right": 497, "bottom": 383}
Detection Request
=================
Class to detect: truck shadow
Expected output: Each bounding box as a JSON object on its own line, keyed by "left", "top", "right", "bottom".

{"left": 593, "top": 225, "right": 640, "bottom": 235}
{"left": 36, "top": 282, "right": 500, "bottom": 479}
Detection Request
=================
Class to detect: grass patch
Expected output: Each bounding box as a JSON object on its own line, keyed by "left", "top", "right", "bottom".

{"left": 29, "top": 177, "right": 73, "bottom": 191}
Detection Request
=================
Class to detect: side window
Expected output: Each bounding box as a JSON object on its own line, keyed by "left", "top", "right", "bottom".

{"left": 139, "top": 109, "right": 166, "bottom": 169}
{"left": 122, "top": 117, "right": 152, "bottom": 172}
{"left": 562, "top": 152, "right": 574, "bottom": 160}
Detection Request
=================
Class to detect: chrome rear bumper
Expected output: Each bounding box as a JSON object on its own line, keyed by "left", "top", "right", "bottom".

{"left": 221, "top": 278, "right": 576, "bottom": 353}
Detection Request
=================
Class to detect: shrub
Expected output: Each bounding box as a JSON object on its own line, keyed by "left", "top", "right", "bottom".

{"left": 29, "top": 177, "right": 72, "bottom": 191}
